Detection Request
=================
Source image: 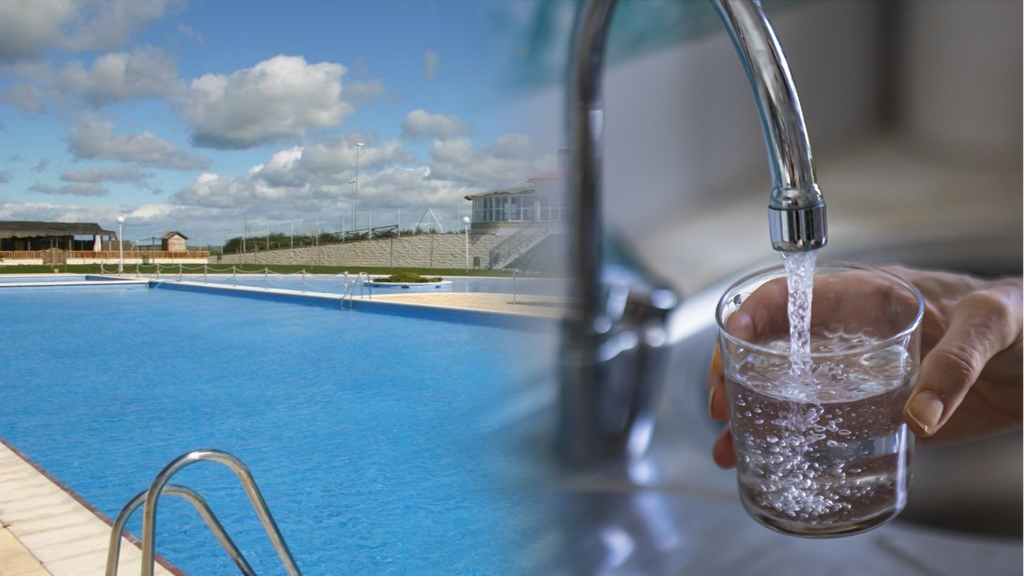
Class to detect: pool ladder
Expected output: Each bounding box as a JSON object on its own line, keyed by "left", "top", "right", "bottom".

{"left": 105, "top": 449, "right": 302, "bottom": 576}
{"left": 341, "top": 272, "right": 371, "bottom": 310}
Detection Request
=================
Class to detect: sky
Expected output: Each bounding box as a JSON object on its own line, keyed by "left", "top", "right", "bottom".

{"left": 0, "top": 0, "right": 560, "bottom": 245}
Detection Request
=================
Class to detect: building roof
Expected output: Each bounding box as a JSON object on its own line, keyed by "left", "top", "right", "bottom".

{"left": 0, "top": 221, "right": 116, "bottom": 240}
{"left": 464, "top": 186, "right": 535, "bottom": 201}
{"left": 163, "top": 230, "right": 188, "bottom": 240}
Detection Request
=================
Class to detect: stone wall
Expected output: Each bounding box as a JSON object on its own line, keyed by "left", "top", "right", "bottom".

{"left": 218, "top": 233, "right": 503, "bottom": 269}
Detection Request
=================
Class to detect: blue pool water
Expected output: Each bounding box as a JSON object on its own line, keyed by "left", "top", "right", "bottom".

{"left": 0, "top": 284, "right": 557, "bottom": 574}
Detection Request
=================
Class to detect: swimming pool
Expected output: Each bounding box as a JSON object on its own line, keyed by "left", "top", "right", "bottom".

{"left": 0, "top": 284, "right": 557, "bottom": 574}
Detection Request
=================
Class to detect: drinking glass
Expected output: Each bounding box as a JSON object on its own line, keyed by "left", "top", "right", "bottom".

{"left": 715, "top": 262, "right": 924, "bottom": 537}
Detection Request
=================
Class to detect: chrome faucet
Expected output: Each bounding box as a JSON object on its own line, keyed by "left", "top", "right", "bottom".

{"left": 559, "top": 0, "right": 828, "bottom": 466}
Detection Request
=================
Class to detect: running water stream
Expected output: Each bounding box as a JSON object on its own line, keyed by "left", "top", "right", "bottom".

{"left": 782, "top": 250, "right": 818, "bottom": 373}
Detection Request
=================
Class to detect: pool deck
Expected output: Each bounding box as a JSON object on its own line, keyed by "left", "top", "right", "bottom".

{"left": 369, "top": 292, "right": 568, "bottom": 317}
{"left": 0, "top": 442, "right": 175, "bottom": 576}
{"left": 0, "top": 280, "right": 148, "bottom": 290}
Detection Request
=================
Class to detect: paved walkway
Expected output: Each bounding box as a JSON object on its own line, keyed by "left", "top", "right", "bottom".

{"left": 370, "top": 292, "right": 569, "bottom": 318}
{"left": 0, "top": 442, "right": 175, "bottom": 576}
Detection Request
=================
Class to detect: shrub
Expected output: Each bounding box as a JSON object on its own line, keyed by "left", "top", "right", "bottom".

{"left": 377, "top": 272, "right": 442, "bottom": 283}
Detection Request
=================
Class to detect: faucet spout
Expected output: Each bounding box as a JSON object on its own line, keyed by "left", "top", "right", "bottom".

{"left": 559, "top": 0, "right": 827, "bottom": 466}
{"left": 712, "top": 0, "right": 828, "bottom": 251}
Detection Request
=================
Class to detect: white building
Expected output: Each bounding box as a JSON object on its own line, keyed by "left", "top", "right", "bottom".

{"left": 463, "top": 150, "right": 572, "bottom": 270}
{"left": 465, "top": 150, "right": 572, "bottom": 236}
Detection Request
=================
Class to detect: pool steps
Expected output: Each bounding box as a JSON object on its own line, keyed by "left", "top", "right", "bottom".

{"left": 106, "top": 450, "right": 301, "bottom": 576}
{"left": 340, "top": 272, "right": 371, "bottom": 310}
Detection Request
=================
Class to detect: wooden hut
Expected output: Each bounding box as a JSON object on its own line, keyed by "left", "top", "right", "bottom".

{"left": 161, "top": 231, "right": 188, "bottom": 252}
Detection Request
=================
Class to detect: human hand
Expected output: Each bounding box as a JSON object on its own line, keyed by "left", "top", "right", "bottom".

{"left": 707, "top": 266, "right": 1023, "bottom": 469}
{"left": 884, "top": 267, "right": 1022, "bottom": 443}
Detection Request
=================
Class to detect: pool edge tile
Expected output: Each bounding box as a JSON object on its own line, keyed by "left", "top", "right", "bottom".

{"left": 0, "top": 439, "right": 178, "bottom": 576}
{"left": 0, "top": 527, "right": 51, "bottom": 576}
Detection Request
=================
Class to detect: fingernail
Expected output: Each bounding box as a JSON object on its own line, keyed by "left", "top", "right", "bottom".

{"left": 708, "top": 385, "right": 719, "bottom": 416}
{"left": 906, "top": 392, "right": 944, "bottom": 434}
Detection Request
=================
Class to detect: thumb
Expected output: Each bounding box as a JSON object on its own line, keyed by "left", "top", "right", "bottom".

{"left": 904, "top": 291, "right": 1018, "bottom": 437}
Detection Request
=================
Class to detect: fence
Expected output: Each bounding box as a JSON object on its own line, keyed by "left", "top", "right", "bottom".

{"left": 0, "top": 250, "right": 210, "bottom": 265}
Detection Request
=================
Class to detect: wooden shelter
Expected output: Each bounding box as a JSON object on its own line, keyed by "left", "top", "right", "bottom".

{"left": 161, "top": 231, "right": 188, "bottom": 252}
{"left": 0, "top": 221, "right": 116, "bottom": 252}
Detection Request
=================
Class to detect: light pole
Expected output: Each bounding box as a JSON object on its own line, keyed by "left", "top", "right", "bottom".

{"left": 116, "top": 216, "right": 125, "bottom": 274}
{"left": 349, "top": 179, "right": 357, "bottom": 232}
{"left": 462, "top": 216, "right": 471, "bottom": 270}
{"left": 353, "top": 142, "right": 363, "bottom": 231}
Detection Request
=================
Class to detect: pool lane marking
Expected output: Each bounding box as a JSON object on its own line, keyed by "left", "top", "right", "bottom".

{"left": 0, "top": 437, "right": 181, "bottom": 576}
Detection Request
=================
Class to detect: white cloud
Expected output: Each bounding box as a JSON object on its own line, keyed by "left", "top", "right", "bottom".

{"left": 250, "top": 147, "right": 306, "bottom": 188}
{"left": 171, "top": 162, "right": 482, "bottom": 226}
{"left": 0, "top": 0, "right": 179, "bottom": 61}
{"left": 57, "top": 47, "right": 183, "bottom": 106}
{"left": 301, "top": 139, "right": 412, "bottom": 177}
{"left": 181, "top": 55, "right": 350, "bottom": 149}
{"left": 60, "top": 165, "right": 148, "bottom": 183}
{"left": 172, "top": 138, "right": 414, "bottom": 209}
{"left": 0, "top": 198, "right": 236, "bottom": 241}
{"left": 424, "top": 50, "right": 439, "bottom": 79}
{"left": 402, "top": 109, "right": 472, "bottom": 140}
{"left": 29, "top": 182, "right": 108, "bottom": 197}
{"left": 0, "top": 83, "right": 45, "bottom": 112}
{"left": 172, "top": 172, "right": 257, "bottom": 209}
{"left": 68, "top": 118, "right": 210, "bottom": 170}
{"left": 427, "top": 133, "right": 539, "bottom": 186}
{"left": 488, "top": 133, "right": 536, "bottom": 158}
{"left": 0, "top": 0, "right": 76, "bottom": 61}
{"left": 162, "top": 132, "right": 549, "bottom": 234}
{"left": 360, "top": 165, "right": 479, "bottom": 210}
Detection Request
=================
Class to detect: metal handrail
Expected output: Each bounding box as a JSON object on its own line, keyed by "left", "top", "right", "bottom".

{"left": 341, "top": 280, "right": 355, "bottom": 309}
{"left": 488, "top": 221, "right": 550, "bottom": 268}
{"left": 106, "top": 484, "right": 256, "bottom": 576}
{"left": 341, "top": 272, "right": 372, "bottom": 309}
{"left": 359, "top": 272, "right": 371, "bottom": 299}
{"left": 488, "top": 221, "right": 538, "bottom": 266}
{"left": 129, "top": 449, "right": 302, "bottom": 576}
